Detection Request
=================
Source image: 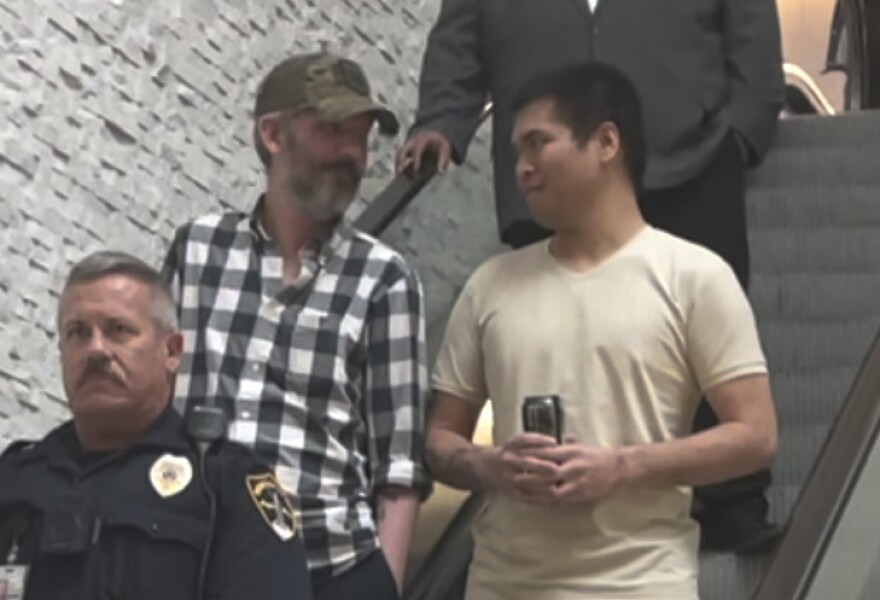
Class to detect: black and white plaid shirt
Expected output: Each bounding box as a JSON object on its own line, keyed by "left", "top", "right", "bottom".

{"left": 161, "top": 199, "right": 431, "bottom": 579}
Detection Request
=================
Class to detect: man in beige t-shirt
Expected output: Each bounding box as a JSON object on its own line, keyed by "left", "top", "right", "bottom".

{"left": 428, "top": 63, "right": 778, "bottom": 600}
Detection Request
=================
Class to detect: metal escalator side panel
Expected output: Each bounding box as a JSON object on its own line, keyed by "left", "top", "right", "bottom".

{"left": 753, "top": 329, "right": 880, "bottom": 599}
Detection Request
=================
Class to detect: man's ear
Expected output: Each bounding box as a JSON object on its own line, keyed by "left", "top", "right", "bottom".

{"left": 258, "top": 113, "right": 286, "bottom": 158}
{"left": 164, "top": 330, "right": 184, "bottom": 374}
{"left": 595, "top": 121, "right": 622, "bottom": 164}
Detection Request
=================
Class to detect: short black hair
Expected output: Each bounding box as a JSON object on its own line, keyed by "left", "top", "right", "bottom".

{"left": 511, "top": 62, "right": 647, "bottom": 188}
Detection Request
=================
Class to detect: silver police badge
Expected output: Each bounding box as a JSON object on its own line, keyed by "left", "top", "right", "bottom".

{"left": 148, "top": 454, "right": 193, "bottom": 499}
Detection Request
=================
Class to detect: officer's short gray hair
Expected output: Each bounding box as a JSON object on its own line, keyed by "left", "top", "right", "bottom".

{"left": 60, "top": 250, "right": 178, "bottom": 332}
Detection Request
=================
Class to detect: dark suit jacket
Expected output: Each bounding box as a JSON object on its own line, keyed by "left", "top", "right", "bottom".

{"left": 412, "top": 0, "right": 785, "bottom": 244}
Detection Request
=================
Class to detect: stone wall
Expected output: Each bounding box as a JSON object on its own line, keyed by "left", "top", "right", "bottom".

{"left": 0, "top": 0, "right": 501, "bottom": 444}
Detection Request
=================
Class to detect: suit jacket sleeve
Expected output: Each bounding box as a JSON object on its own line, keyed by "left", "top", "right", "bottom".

{"left": 723, "top": 0, "right": 785, "bottom": 165}
{"left": 412, "top": 0, "right": 488, "bottom": 163}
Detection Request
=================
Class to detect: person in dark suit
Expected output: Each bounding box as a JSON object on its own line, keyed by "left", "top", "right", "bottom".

{"left": 399, "top": 0, "right": 785, "bottom": 553}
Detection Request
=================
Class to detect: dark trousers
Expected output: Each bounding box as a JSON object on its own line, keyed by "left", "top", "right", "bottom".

{"left": 312, "top": 551, "right": 400, "bottom": 600}
{"left": 502, "top": 132, "right": 770, "bottom": 523}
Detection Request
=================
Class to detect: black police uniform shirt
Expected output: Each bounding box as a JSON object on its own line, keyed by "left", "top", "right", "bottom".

{"left": 0, "top": 408, "right": 314, "bottom": 600}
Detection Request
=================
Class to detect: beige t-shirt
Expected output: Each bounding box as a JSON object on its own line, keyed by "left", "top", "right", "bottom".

{"left": 433, "top": 227, "right": 768, "bottom": 600}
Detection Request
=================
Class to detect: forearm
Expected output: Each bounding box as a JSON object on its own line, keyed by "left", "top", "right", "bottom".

{"left": 426, "top": 428, "right": 495, "bottom": 492}
{"left": 376, "top": 486, "right": 421, "bottom": 592}
{"left": 619, "top": 420, "right": 776, "bottom": 488}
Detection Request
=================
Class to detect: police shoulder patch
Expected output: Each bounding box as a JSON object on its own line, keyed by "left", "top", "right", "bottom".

{"left": 246, "top": 472, "right": 298, "bottom": 542}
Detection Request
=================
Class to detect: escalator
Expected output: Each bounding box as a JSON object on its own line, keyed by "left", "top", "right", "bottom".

{"left": 356, "top": 106, "right": 880, "bottom": 599}
{"left": 754, "top": 331, "right": 880, "bottom": 599}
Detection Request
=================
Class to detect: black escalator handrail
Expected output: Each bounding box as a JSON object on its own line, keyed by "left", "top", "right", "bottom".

{"left": 354, "top": 103, "right": 494, "bottom": 236}
{"left": 753, "top": 330, "right": 880, "bottom": 599}
{"left": 404, "top": 493, "right": 485, "bottom": 600}
{"left": 354, "top": 161, "right": 439, "bottom": 234}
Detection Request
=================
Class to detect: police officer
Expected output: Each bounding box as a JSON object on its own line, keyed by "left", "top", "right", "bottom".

{"left": 0, "top": 251, "right": 314, "bottom": 600}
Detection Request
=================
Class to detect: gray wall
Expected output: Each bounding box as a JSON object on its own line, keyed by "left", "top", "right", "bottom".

{"left": 0, "top": 0, "right": 500, "bottom": 445}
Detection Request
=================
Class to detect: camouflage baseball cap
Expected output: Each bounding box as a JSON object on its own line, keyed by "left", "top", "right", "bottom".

{"left": 254, "top": 52, "right": 400, "bottom": 136}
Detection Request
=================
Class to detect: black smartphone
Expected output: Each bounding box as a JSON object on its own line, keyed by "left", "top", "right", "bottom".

{"left": 522, "top": 395, "right": 563, "bottom": 443}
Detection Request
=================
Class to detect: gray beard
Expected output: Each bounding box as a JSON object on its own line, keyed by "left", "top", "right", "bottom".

{"left": 289, "top": 176, "right": 358, "bottom": 221}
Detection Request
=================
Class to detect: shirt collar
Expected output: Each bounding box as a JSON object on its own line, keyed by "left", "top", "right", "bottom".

{"left": 41, "top": 406, "right": 190, "bottom": 472}
{"left": 248, "top": 195, "right": 354, "bottom": 267}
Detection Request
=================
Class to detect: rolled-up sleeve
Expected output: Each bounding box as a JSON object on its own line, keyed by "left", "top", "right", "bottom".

{"left": 363, "top": 265, "right": 432, "bottom": 500}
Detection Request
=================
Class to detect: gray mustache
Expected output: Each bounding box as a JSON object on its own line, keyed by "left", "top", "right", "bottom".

{"left": 79, "top": 360, "right": 124, "bottom": 387}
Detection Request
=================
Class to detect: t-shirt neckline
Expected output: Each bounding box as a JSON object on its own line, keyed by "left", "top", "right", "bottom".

{"left": 542, "top": 225, "right": 653, "bottom": 279}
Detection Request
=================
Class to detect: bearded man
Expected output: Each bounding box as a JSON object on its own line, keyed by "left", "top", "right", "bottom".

{"left": 162, "top": 52, "right": 431, "bottom": 600}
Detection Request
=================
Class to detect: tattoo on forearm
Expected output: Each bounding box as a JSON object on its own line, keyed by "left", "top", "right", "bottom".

{"left": 429, "top": 445, "right": 487, "bottom": 492}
